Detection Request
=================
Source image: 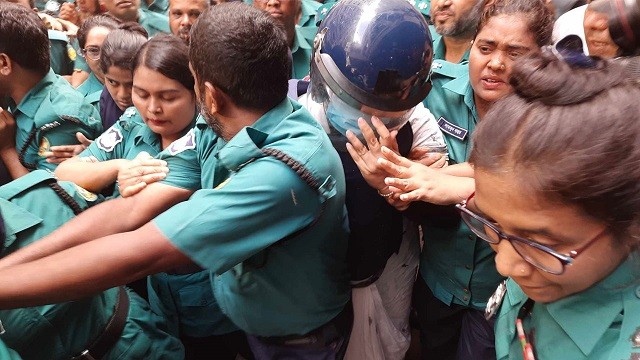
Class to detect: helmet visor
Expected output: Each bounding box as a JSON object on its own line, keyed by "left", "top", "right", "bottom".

{"left": 322, "top": 87, "right": 414, "bottom": 137}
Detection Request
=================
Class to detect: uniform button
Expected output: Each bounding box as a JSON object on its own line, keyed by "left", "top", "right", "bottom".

{"left": 468, "top": 235, "right": 474, "bottom": 240}
{"left": 463, "top": 296, "right": 469, "bottom": 301}
{"left": 465, "top": 264, "right": 471, "bottom": 270}
{"left": 635, "top": 286, "right": 640, "bottom": 299}
{"left": 463, "top": 288, "right": 469, "bottom": 294}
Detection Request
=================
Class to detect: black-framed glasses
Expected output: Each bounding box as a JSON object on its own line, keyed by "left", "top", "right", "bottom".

{"left": 456, "top": 193, "right": 607, "bottom": 275}
{"left": 82, "top": 46, "right": 101, "bottom": 61}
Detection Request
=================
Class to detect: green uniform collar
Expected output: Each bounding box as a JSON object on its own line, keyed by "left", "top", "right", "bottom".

{"left": 131, "top": 108, "right": 199, "bottom": 148}
{"left": 506, "top": 256, "right": 639, "bottom": 356}
{"left": 216, "top": 99, "right": 294, "bottom": 172}
{"left": 441, "top": 71, "right": 477, "bottom": 122}
{"left": 432, "top": 30, "right": 470, "bottom": 64}
{"left": 14, "top": 69, "right": 57, "bottom": 119}
{"left": 77, "top": 72, "right": 103, "bottom": 97}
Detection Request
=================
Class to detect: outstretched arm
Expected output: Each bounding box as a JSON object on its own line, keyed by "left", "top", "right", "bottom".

{"left": 0, "top": 222, "right": 191, "bottom": 308}
{"left": 0, "top": 182, "right": 192, "bottom": 269}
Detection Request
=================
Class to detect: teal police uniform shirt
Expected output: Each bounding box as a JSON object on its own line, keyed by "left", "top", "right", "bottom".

{"left": 77, "top": 72, "right": 103, "bottom": 112}
{"left": 74, "top": 53, "right": 91, "bottom": 73}
{"left": 299, "top": 0, "right": 321, "bottom": 28}
{"left": 421, "top": 64, "right": 504, "bottom": 309}
{"left": 140, "top": 0, "right": 169, "bottom": 15}
{"left": 138, "top": 8, "right": 171, "bottom": 36}
{"left": 11, "top": 69, "right": 102, "bottom": 172}
{"left": 495, "top": 256, "right": 640, "bottom": 360}
{"left": 0, "top": 170, "right": 185, "bottom": 360}
{"left": 292, "top": 26, "right": 314, "bottom": 79}
{"left": 48, "top": 30, "right": 76, "bottom": 76}
{"left": 79, "top": 107, "right": 235, "bottom": 337}
{"left": 154, "top": 98, "right": 351, "bottom": 336}
{"left": 0, "top": 341, "right": 20, "bottom": 360}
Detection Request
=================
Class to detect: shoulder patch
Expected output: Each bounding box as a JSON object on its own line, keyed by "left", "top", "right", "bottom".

{"left": 124, "top": 107, "right": 137, "bottom": 118}
{"left": 168, "top": 128, "right": 196, "bottom": 155}
{"left": 74, "top": 184, "right": 98, "bottom": 201}
{"left": 38, "top": 137, "right": 51, "bottom": 156}
{"left": 96, "top": 127, "right": 124, "bottom": 152}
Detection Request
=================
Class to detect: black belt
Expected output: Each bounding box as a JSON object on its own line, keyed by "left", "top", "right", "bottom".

{"left": 71, "top": 287, "right": 129, "bottom": 360}
{"left": 256, "top": 302, "right": 353, "bottom": 349}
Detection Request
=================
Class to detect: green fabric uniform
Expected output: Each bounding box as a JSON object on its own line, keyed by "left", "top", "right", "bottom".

{"left": 48, "top": 30, "right": 76, "bottom": 76}
{"left": 299, "top": 0, "right": 321, "bottom": 28}
{"left": 77, "top": 72, "right": 103, "bottom": 112}
{"left": 292, "top": 25, "right": 314, "bottom": 79}
{"left": 153, "top": 98, "right": 351, "bottom": 336}
{"left": 421, "top": 65, "right": 503, "bottom": 310}
{"left": 11, "top": 69, "right": 102, "bottom": 172}
{"left": 495, "top": 256, "right": 640, "bottom": 360}
{"left": 74, "top": 54, "right": 91, "bottom": 73}
{"left": 80, "top": 107, "right": 237, "bottom": 337}
{"left": 0, "top": 341, "right": 20, "bottom": 360}
{"left": 138, "top": 8, "right": 171, "bottom": 37}
{"left": 430, "top": 25, "right": 471, "bottom": 63}
{"left": 140, "top": 0, "right": 169, "bottom": 15}
{"left": 0, "top": 170, "right": 184, "bottom": 360}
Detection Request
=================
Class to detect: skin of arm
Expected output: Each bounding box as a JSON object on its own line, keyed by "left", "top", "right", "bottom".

{"left": 440, "top": 162, "right": 475, "bottom": 177}
{"left": 0, "top": 222, "right": 191, "bottom": 308}
{"left": 55, "top": 157, "right": 131, "bottom": 192}
{"left": 379, "top": 146, "right": 475, "bottom": 205}
{"left": 0, "top": 182, "right": 193, "bottom": 269}
{"left": 0, "top": 148, "right": 29, "bottom": 180}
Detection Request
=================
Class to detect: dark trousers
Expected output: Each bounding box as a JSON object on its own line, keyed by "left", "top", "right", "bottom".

{"left": 412, "top": 277, "right": 495, "bottom": 360}
{"left": 182, "top": 331, "right": 253, "bottom": 360}
{"left": 246, "top": 305, "right": 352, "bottom": 360}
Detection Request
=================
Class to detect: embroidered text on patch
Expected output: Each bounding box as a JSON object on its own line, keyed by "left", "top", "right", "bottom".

{"left": 437, "top": 116, "right": 468, "bottom": 141}
{"left": 168, "top": 128, "right": 196, "bottom": 155}
{"left": 96, "top": 127, "right": 124, "bottom": 152}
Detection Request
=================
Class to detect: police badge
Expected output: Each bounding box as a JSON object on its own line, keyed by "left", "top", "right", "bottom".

{"left": 485, "top": 280, "right": 507, "bottom": 320}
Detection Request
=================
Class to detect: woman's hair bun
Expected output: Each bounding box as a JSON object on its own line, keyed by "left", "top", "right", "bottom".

{"left": 509, "top": 49, "right": 628, "bottom": 106}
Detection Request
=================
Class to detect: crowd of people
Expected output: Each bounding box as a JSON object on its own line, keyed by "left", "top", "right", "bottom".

{"left": 0, "top": 0, "right": 638, "bottom": 359}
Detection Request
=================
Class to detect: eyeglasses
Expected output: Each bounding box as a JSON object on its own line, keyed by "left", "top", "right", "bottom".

{"left": 456, "top": 193, "right": 607, "bottom": 275}
{"left": 82, "top": 46, "right": 101, "bottom": 61}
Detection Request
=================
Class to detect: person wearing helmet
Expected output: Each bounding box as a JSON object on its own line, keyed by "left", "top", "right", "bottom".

{"left": 372, "top": 1, "right": 554, "bottom": 359}
{"left": 298, "top": 0, "right": 447, "bottom": 358}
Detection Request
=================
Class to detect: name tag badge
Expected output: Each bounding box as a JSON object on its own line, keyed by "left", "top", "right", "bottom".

{"left": 437, "top": 117, "right": 468, "bottom": 141}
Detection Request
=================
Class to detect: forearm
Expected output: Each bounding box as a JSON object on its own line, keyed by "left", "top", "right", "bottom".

{"left": 440, "top": 162, "right": 474, "bottom": 177}
{"left": 0, "top": 183, "right": 193, "bottom": 269}
{"left": 0, "top": 223, "right": 191, "bottom": 308}
{"left": 0, "top": 148, "right": 29, "bottom": 179}
{"left": 55, "top": 158, "right": 128, "bottom": 192}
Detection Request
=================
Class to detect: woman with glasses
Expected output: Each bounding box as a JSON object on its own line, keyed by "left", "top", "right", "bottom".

{"left": 463, "top": 50, "right": 640, "bottom": 360}
{"left": 55, "top": 34, "right": 248, "bottom": 360}
{"left": 76, "top": 14, "right": 121, "bottom": 112}
{"left": 349, "top": 1, "right": 555, "bottom": 359}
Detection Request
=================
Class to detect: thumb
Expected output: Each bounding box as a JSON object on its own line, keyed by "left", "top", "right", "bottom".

{"left": 76, "top": 132, "right": 93, "bottom": 146}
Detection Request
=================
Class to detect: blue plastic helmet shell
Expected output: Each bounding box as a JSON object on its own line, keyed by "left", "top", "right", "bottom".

{"left": 311, "top": 0, "right": 433, "bottom": 112}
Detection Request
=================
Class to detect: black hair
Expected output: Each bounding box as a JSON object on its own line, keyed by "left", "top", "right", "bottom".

{"left": 77, "top": 14, "right": 121, "bottom": 49}
{"left": 0, "top": 2, "right": 50, "bottom": 76}
{"left": 470, "top": 50, "right": 640, "bottom": 248}
{"left": 478, "top": 0, "right": 554, "bottom": 47}
{"left": 99, "top": 22, "right": 148, "bottom": 73}
{"left": 134, "top": 34, "right": 194, "bottom": 92}
{"left": 189, "top": 2, "right": 290, "bottom": 111}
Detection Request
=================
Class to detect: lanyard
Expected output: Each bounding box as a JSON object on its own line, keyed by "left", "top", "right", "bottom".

{"left": 517, "top": 299, "right": 536, "bottom": 360}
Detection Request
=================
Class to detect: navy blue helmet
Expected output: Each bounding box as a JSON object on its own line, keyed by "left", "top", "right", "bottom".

{"left": 310, "top": 0, "right": 433, "bottom": 135}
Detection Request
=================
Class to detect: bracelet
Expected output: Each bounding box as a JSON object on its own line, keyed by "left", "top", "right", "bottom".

{"left": 377, "top": 188, "right": 393, "bottom": 198}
